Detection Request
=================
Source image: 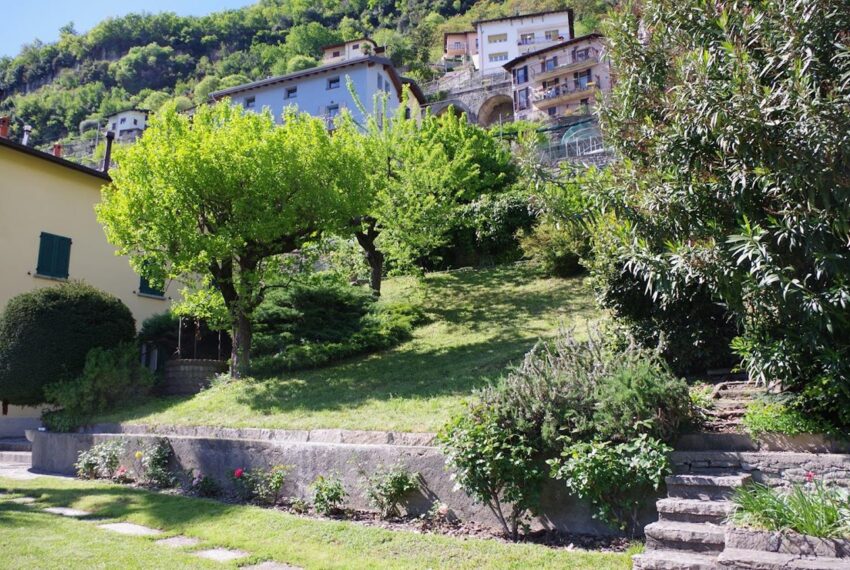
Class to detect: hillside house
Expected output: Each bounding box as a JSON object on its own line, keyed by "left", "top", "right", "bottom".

{"left": 105, "top": 109, "right": 148, "bottom": 143}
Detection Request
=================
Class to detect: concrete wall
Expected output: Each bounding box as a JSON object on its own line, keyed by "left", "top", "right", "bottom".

{"left": 30, "top": 427, "right": 653, "bottom": 536}
{"left": 160, "top": 360, "right": 228, "bottom": 396}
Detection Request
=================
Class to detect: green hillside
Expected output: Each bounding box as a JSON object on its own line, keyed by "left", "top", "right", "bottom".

{"left": 0, "top": 0, "right": 614, "bottom": 150}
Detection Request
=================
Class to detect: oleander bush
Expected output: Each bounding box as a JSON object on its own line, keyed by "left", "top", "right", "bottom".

{"left": 232, "top": 465, "right": 289, "bottom": 505}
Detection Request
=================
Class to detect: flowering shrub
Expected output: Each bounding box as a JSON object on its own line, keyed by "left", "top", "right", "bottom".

{"left": 310, "top": 474, "right": 347, "bottom": 516}
{"left": 188, "top": 470, "right": 220, "bottom": 497}
{"left": 232, "top": 465, "right": 289, "bottom": 505}
{"left": 74, "top": 440, "right": 125, "bottom": 480}
{"left": 363, "top": 464, "right": 420, "bottom": 519}
{"left": 136, "top": 438, "right": 175, "bottom": 488}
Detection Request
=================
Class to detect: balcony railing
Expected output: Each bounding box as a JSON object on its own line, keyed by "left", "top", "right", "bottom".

{"left": 536, "top": 48, "right": 600, "bottom": 78}
{"left": 534, "top": 76, "right": 601, "bottom": 103}
{"left": 518, "top": 36, "right": 565, "bottom": 46}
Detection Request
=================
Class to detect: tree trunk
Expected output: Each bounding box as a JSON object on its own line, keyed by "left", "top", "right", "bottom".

{"left": 230, "top": 311, "right": 252, "bottom": 378}
{"left": 354, "top": 218, "right": 384, "bottom": 297}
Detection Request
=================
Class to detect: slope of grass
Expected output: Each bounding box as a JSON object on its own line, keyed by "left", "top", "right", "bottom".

{"left": 100, "top": 264, "right": 598, "bottom": 433}
{"left": 0, "top": 477, "right": 630, "bottom": 570}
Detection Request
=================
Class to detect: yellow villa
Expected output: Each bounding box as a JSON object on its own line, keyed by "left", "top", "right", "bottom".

{"left": 0, "top": 127, "right": 175, "bottom": 435}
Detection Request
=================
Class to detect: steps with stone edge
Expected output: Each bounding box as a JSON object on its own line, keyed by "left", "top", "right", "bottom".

{"left": 634, "top": 472, "right": 752, "bottom": 570}
{"left": 717, "top": 548, "right": 850, "bottom": 569}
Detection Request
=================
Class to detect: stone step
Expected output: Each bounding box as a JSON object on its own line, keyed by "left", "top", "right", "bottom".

{"left": 0, "top": 438, "right": 32, "bottom": 452}
{"left": 633, "top": 549, "right": 720, "bottom": 570}
{"left": 675, "top": 433, "right": 758, "bottom": 452}
{"left": 666, "top": 473, "right": 751, "bottom": 501}
{"left": 712, "top": 399, "right": 751, "bottom": 411}
{"left": 717, "top": 548, "right": 850, "bottom": 569}
{"left": 0, "top": 451, "right": 31, "bottom": 463}
{"left": 656, "top": 498, "right": 735, "bottom": 524}
{"left": 644, "top": 520, "right": 727, "bottom": 553}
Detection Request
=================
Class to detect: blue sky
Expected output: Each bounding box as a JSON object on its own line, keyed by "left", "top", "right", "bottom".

{"left": 2, "top": 0, "right": 255, "bottom": 58}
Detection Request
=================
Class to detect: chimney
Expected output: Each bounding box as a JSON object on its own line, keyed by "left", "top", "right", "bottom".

{"left": 21, "top": 125, "right": 32, "bottom": 146}
{"left": 101, "top": 130, "right": 115, "bottom": 174}
{"left": 0, "top": 116, "right": 9, "bottom": 138}
{"left": 52, "top": 143, "right": 63, "bottom": 157}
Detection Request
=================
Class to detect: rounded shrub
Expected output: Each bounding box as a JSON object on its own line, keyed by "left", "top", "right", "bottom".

{"left": 0, "top": 282, "right": 136, "bottom": 406}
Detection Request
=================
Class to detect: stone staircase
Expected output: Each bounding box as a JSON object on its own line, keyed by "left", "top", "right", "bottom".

{"left": 633, "top": 472, "right": 751, "bottom": 569}
{"left": 0, "top": 437, "right": 32, "bottom": 464}
{"left": 704, "top": 381, "right": 765, "bottom": 432}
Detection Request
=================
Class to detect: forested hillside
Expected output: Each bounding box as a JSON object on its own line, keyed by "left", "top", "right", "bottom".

{"left": 0, "top": 0, "right": 613, "bottom": 148}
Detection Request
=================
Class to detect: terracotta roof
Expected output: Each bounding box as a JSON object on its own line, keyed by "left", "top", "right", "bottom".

{"left": 502, "top": 33, "right": 604, "bottom": 70}
{"left": 0, "top": 136, "right": 110, "bottom": 181}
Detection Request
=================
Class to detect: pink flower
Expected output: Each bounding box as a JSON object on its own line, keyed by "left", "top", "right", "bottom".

{"left": 234, "top": 468, "right": 244, "bottom": 479}
{"left": 805, "top": 471, "right": 815, "bottom": 483}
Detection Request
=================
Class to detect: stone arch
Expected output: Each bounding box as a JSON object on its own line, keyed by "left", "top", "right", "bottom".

{"left": 428, "top": 99, "right": 475, "bottom": 122}
{"left": 476, "top": 94, "right": 514, "bottom": 127}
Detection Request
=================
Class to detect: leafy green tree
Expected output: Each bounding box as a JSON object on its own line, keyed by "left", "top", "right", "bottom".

{"left": 97, "top": 102, "right": 369, "bottom": 375}
{"left": 597, "top": 0, "right": 850, "bottom": 425}
{"left": 192, "top": 76, "right": 221, "bottom": 103}
{"left": 284, "top": 22, "right": 341, "bottom": 58}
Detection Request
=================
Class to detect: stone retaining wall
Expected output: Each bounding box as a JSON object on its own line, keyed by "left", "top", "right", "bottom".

{"left": 672, "top": 451, "right": 850, "bottom": 488}
{"left": 29, "top": 428, "right": 654, "bottom": 536}
{"left": 160, "top": 360, "right": 227, "bottom": 396}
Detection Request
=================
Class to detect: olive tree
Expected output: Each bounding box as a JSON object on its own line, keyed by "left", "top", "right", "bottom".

{"left": 97, "top": 101, "right": 368, "bottom": 375}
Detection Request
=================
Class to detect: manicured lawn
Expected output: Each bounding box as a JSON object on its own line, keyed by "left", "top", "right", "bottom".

{"left": 99, "top": 264, "right": 598, "bottom": 433}
{"left": 0, "top": 477, "right": 632, "bottom": 569}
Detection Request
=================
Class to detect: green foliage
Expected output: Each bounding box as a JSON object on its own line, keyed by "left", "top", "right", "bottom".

{"left": 439, "top": 326, "right": 688, "bottom": 538}
{"left": 742, "top": 400, "right": 835, "bottom": 439}
{"left": 98, "top": 102, "right": 369, "bottom": 375}
{"left": 233, "top": 465, "right": 290, "bottom": 506}
{"left": 43, "top": 343, "right": 153, "bottom": 432}
{"left": 438, "top": 403, "right": 545, "bottom": 541}
{"left": 518, "top": 221, "right": 588, "bottom": 277}
{"left": 137, "top": 438, "right": 175, "bottom": 488}
{"left": 0, "top": 282, "right": 136, "bottom": 406}
{"left": 189, "top": 470, "right": 220, "bottom": 498}
{"left": 251, "top": 274, "right": 422, "bottom": 375}
{"left": 598, "top": 0, "right": 850, "bottom": 425}
{"left": 363, "top": 464, "right": 420, "bottom": 518}
{"left": 75, "top": 440, "right": 125, "bottom": 480}
{"left": 733, "top": 482, "right": 850, "bottom": 539}
{"left": 310, "top": 474, "right": 348, "bottom": 516}
{"left": 549, "top": 435, "right": 671, "bottom": 533}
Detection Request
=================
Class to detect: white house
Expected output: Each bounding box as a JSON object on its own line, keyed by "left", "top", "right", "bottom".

{"left": 321, "top": 38, "right": 382, "bottom": 64}
{"left": 105, "top": 109, "right": 148, "bottom": 142}
{"left": 210, "top": 52, "right": 425, "bottom": 127}
{"left": 465, "top": 10, "right": 574, "bottom": 75}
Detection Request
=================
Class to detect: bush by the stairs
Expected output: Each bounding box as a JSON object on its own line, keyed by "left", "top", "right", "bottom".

{"left": 0, "top": 282, "right": 136, "bottom": 406}
{"left": 251, "top": 275, "right": 423, "bottom": 376}
{"left": 438, "top": 326, "right": 690, "bottom": 539}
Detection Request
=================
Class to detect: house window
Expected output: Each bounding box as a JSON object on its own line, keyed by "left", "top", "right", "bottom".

{"left": 377, "top": 75, "right": 383, "bottom": 90}
{"left": 453, "top": 41, "right": 462, "bottom": 49}
{"left": 133, "top": 118, "right": 138, "bottom": 125}
{"left": 352, "top": 43, "right": 359, "bottom": 50}
{"left": 326, "top": 104, "right": 340, "bottom": 118}
{"left": 514, "top": 65, "right": 528, "bottom": 84}
{"left": 285, "top": 86, "right": 297, "bottom": 99}
{"left": 548, "top": 107, "right": 557, "bottom": 116}
{"left": 543, "top": 56, "right": 558, "bottom": 72}
{"left": 244, "top": 96, "right": 255, "bottom": 109}
{"left": 520, "top": 33, "right": 535, "bottom": 45}
{"left": 516, "top": 88, "right": 529, "bottom": 111}
{"left": 111, "top": 123, "right": 116, "bottom": 130}
{"left": 332, "top": 50, "right": 341, "bottom": 57}
{"left": 575, "top": 69, "right": 592, "bottom": 89}
{"left": 139, "top": 276, "right": 164, "bottom": 298}
{"left": 120, "top": 117, "right": 126, "bottom": 124}
{"left": 36, "top": 232, "right": 71, "bottom": 279}
{"left": 488, "top": 52, "right": 509, "bottom": 63}
{"left": 545, "top": 29, "right": 560, "bottom": 40}
{"left": 543, "top": 78, "right": 560, "bottom": 89}
{"left": 488, "top": 33, "right": 507, "bottom": 43}
{"left": 327, "top": 76, "right": 340, "bottom": 90}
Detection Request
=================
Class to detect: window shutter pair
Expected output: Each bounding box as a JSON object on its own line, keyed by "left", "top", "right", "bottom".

{"left": 36, "top": 232, "right": 71, "bottom": 279}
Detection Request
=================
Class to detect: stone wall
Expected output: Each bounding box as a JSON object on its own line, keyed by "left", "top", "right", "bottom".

{"left": 30, "top": 427, "right": 655, "bottom": 536}
{"left": 673, "top": 451, "right": 850, "bottom": 488}
{"left": 159, "top": 359, "right": 227, "bottom": 396}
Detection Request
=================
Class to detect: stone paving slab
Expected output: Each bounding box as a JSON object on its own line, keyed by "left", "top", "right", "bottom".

{"left": 193, "top": 548, "right": 249, "bottom": 562}
{"left": 98, "top": 522, "right": 163, "bottom": 536}
{"left": 10, "top": 496, "right": 37, "bottom": 504}
{"left": 243, "top": 562, "right": 303, "bottom": 570}
{"left": 44, "top": 506, "right": 91, "bottom": 517}
{"left": 155, "top": 536, "right": 201, "bottom": 548}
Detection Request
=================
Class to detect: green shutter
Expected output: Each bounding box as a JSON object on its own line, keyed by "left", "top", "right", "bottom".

{"left": 36, "top": 233, "right": 71, "bottom": 278}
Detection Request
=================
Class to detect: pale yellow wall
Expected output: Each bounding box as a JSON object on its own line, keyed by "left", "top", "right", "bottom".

{"left": 0, "top": 147, "right": 175, "bottom": 328}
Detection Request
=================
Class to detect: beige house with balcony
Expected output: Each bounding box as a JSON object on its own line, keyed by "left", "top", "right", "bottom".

{"left": 504, "top": 33, "right": 610, "bottom": 122}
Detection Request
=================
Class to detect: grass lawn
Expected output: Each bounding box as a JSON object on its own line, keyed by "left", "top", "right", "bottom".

{"left": 0, "top": 477, "right": 632, "bottom": 570}
{"left": 99, "top": 264, "right": 599, "bottom": 433}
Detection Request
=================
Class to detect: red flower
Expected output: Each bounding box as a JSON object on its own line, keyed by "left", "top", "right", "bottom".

{"left": 234, "top": 468, "right": 244, "bottom": 479}
{"left": 805, "top": 471, "right": 815, "bottom": 483}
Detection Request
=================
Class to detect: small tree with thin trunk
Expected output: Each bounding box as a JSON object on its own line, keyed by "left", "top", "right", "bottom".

{"left": 97, "top": 101, "right": 368, "bottom": 376}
